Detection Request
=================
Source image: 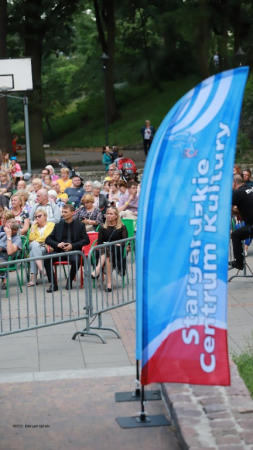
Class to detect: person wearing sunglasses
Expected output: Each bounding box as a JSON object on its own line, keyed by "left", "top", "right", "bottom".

{"left": 27, "top": 209, "right": 55, "bottom": 287}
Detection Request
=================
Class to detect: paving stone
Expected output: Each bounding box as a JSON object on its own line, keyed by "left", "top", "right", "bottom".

{"left": 174, "top": 406, "right": 202, "bottom": 417}
{"left": 178, "top": 425, "right": 198, "bottom": 437}
{"left": 209, "top": 419, "right": 236, "bottom": 429}
{"left": 168, "top": 394, "right": 193, "bottom": 403}
{"left": 212, "top": 428, "right": 238, "bottom": 437}
{"left": 238, "top": 418, "right": 253, "bottom": 429}
{"left": 204, "top": 403, "right": 228, "bottom": 414}
{"left": 199, "top": 396, "right": 224, "bottom": 406}
{"left": 191, "top": 385, "right": 219, "bottom": 396}
{"left": 189, "top": 448, "right": 216, "bottom": 450}
{"left": 186, "top": 437, "right": 202, "bottom": 448}
{"left": 217, "top": 446, "right": 245, "bottom": 450}
{"left": 207, "top": 411, "right": 232, "bottom": 420}
{"left": 240, "top": 430, "right": 253, "bottom": 444}
{"left": 215, "top": 435, "right": 242, "bottom": 445}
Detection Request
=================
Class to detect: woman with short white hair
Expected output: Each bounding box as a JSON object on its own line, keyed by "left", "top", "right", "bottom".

{"left": 92, "top": 180, "right": 108, "bottom": 211}
{"left": 45, "top": 165, "right": 59, "bottom": 181}
{"left": 84, "top": 181, "right": 93, "bottom": 193}
{"left": 48, "top": 189, "right": 58, "bottom": 203}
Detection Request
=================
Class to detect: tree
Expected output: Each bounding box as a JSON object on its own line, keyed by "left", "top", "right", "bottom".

{"left": 8, "top": 0, "right": 80, "bottom": 167}
{"left": 93, "top": 0, "right": 119, "bottom": 123}
{"left": 0, "top": 0, "right": 12, "bottom": 156}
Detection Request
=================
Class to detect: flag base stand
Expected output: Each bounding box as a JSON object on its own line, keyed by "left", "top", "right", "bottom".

{"left": 115, "top": 360, "right": 162, "bottom": 402}
{"left": 116, "top": 412, "right": 170, "bottom": 429}
{"left": 116, "top": 385, "right": 171, "bottom": 429}
{"left": 115, "top": 388, "right": 161, "bottom": 402}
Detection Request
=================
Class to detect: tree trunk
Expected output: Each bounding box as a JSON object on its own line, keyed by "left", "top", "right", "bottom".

{"left": 232, "top": 3, "right": 241, "bottom": 53}
{"left": 105, "top": 0, "right": 119, "bottom": 122}
{"left": 94, "top": 0, "right": 119, "bottom": 123}
{"left": 196, "top": 0, "right": 210, "bottom": 79}
{"left": 138, "top": 8, "right": 163, "bottom": 92}
{"left": 0, "top": 0, "right": 13, "bottom": 156}
{"left": 24, "top": 0, "right": 46, "bottom": 168}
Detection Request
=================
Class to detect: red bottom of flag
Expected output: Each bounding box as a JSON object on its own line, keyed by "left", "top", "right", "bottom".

{"left": 141, "top": 326, "right": 230, "bottom": 386}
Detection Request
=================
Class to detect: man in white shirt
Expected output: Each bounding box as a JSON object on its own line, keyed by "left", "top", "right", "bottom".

{"left": 29, "top": 189, "right": 61, "bottom": 223}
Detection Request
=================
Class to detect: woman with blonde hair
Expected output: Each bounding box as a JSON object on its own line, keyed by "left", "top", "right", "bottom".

{"left": 10, "top": 193, "right": 30, "bottom": 235}
{"left": 57, "top": 168, "right": 72, "bottom": 193}
{"left": 91, "top": 207, "right": 128, "bottom": 292}
{"left": 28, "top": 177, "right": 43, "bottom": 205}
{"left": 74, "top": 193, "right": 103, "bottom": 231}
{"left": 16, "top": 189, "right": 31, "bottom": 214}
{"left": 0, "top": 210, "right": 14, "bottom": 232}
{"left": 28, "top": 209, "right": 55, "bottom": 286}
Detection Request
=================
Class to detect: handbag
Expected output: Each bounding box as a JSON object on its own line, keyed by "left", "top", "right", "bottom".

{"left": 85, "top": 224, "right": 94, "bottom": 232}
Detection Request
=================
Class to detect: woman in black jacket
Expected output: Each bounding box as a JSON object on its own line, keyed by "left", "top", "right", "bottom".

{"left": 91, "top": 207, "right": 128, "bottom": 292}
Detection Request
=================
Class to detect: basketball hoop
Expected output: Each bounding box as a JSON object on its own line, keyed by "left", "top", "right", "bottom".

{"left": 0, "top": 74, "right": 14, "bottom": 92}
{"left": 0, "top": 86, "right": 14, "bottom": 94}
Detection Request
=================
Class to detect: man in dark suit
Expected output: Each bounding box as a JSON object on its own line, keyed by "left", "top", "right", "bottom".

{"left": 45, "top": 203, "right": 90, "bottom": 292}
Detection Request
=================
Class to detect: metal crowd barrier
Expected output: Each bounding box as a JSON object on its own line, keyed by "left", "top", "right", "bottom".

{"left": 0, "top": 238, "right": 136, "bottom": 344}
{"left": 73, "top": 237, "right": 136, "bottom": 343}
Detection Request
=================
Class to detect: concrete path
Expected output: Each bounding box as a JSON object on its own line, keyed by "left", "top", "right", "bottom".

{"left": 17, "top": 148, "right": 146, "bottom": 173}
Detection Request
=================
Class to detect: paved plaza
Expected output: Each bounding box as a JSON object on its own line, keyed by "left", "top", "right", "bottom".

{"left": 0, "top": 247, "right": 253, "bottom": 449}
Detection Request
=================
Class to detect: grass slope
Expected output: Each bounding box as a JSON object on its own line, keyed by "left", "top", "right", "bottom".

{"left": 233, "top": 337, "right": 253, "bottom": 397}
{"left": 50, "top": 77, "right": 199, "bottom": 148}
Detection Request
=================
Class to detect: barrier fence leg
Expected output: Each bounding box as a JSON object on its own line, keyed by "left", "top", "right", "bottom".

{"left": 72, "top": 313, "right": 107, "bottom": 344}
{"left": 115, "top": 360, "right": 161, "bottom": 402}
{"left": 89, "top": 312, "right": 121, "bottom": 339}
{"left": 72, "top": 256, "right": 107, "bottom": 343}
{"left": 116, "top": 385, "right": 170, "bottom": 429}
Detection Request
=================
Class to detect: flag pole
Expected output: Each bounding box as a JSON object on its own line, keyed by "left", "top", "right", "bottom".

{"left": 115, "top": 359, "right": 161, "bottom": 402}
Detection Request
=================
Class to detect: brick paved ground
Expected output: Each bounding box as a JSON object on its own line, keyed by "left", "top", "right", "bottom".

{"left": 0, "top": 374, "right": 180, "bottom": 450}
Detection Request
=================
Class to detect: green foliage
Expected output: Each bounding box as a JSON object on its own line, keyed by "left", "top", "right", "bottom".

{"left": 49, "top": 77, "right": 199, "bottom": 147}
{"left": 7, "top": 0, "right": 253, "bottom": 154}
{"left": 233, "top": 335, "right": 253, "bottom": 397}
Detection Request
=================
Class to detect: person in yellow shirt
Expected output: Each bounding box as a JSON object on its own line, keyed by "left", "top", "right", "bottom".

{"left": 57, "top": 168, "right": 72, "bottom": 193}
{"left": 27, "top": 209, "right": 55, "bottom": 286}
{"left": 51, "top": 180, "right": 68, "bottom": 203}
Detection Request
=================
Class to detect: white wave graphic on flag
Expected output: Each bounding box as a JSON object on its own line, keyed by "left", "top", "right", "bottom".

{"left": 169, "top": 74, "right": 233, "bottom": 137}
{"left": 171, "top": 77, "right": 214, "bottom": 134}
{"left": 142, "top": 317, "right": 227, "bottom": 367}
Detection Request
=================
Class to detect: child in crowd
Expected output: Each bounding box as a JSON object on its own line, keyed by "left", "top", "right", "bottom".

{"left": 10, "top": 157, "right": 23, "bottom": 187}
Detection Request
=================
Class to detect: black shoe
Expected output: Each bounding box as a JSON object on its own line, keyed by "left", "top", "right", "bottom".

{"left": 105, "top": 287, "right": 112, "bottom": 293}
{"left": 91, "top": 273, "right": 100, "bottom": 280}
{"left": 229, "top": 260, "right": 244, "bottom": 271}
{"left": 65, "top": 281, "right": 72, "bottom": 290}
{"left": 47, "top": 284, "right": 58, "bottom": 293}
{"left": 1, "top": 283, "right": 7, "bottom": 290}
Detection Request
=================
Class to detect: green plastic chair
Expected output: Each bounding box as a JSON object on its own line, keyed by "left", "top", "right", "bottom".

{"left": 0, "top": 251, "right": 23, "bottom": 298}
{"left": 121, "top": 218, "right": 136, "bottom": 262}
{"left": 20, "top": 234, "right": 30, "bottom": 285}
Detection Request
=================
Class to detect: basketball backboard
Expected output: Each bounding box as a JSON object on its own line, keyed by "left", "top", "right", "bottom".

{"left": 0, "top": 58, "right": 33, "bottom": 92}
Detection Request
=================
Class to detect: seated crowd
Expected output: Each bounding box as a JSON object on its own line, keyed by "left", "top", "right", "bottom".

{"left": 0, "top": 162, "right": 140, "bottom": 292}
